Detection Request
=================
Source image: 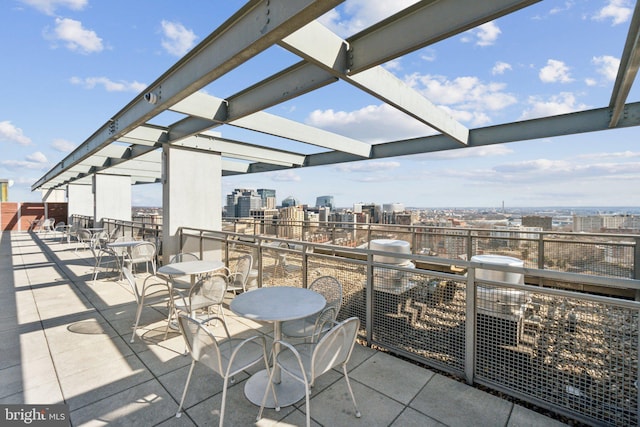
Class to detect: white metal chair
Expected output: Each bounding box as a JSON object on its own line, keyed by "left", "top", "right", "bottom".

{"left": 38, "top": 218, "right": 55, "bottom": 237}
{"left": 175, "top": 313, "right": 273, "bottom": 426}
{"left": 226, "top": 254, "right": 253, "bottom": 295}
{"left": 75, "top": 228, "right": 92, "bottom": 252}
{"left": 53, "top": 221, "right": 67, "bottom": 242}
{"left": 257, "top": 317, "right": 362, "bottom": 427}
{"left": 165, "top": 252, "right": 201, "bottom": 291}
{"left": 90, "top": 237, "right": 120, "bottom": 283}
{"left": 281, "top": 276, "right": 343, "bottom": 340}
{"left": 173, "top": 273, "right": 229, "bottom": 324}
{"left": 124, "top": 241, "right": 156, "bottom": 275}
{"left": 123, "top": 267, "right": 172, "bottom": 343}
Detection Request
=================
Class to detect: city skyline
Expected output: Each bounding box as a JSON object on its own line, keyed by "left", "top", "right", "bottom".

{"left": 1, "top": 1, "right": 639, "bottom": 208}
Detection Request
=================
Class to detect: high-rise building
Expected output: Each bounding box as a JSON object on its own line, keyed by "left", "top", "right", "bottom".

{"left": 279, "top": 205, "right": 304, "bottom": 238}
{"left": 226, "top": 188, "right": 260, "bottom": 217}
{"left": 237, "top": 193, "right": 262, "bottom": 217}
{"left": 281, "top": 196, "right": 299, "bottom": 208}
{"left": 257, "top": 189, "right": 276, "bottom": 209}
{"left": 315, "top": 195, "right": 334, "bottom": 210}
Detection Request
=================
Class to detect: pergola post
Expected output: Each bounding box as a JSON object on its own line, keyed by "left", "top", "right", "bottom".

{"left": 93, "top": 174, "right": 131, "bottom": 226}
{"left": 162, "top": 145, "right": 222, "bottom": 264}
{"left": 67, "top": 184, "right": 93, "bottom": 225}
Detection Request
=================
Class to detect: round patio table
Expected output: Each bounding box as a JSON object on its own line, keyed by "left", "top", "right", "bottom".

{"left": 230, "top": 286, "right": 326, "bottom": 407}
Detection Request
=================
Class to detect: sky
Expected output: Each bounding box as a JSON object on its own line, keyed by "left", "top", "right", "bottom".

{"left": 1, "top": 0, "right": 639, "bottom": 209}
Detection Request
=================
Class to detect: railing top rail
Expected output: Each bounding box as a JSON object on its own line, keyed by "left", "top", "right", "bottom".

{"left": 222, "top": 217, "right": 640, "bottom": 241}
{"left": 180, "top": 225, "right": 640, "bottom": 292}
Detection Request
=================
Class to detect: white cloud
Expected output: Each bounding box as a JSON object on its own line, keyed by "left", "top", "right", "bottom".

{"left": 577, "top": 150, "right": 640, "bottom": 160}
{"left": 50, "top": 18, "right": 103, "bottom": 54}
{"left": 592, "top": 55, "right": 620, "bottom": 82}
{"left": 461, "top": 21, "right": 501, "bottom": 46}
{"left": 319, "top": 0, "right": 420, "bottom": 36}
{"left": 592, "top": 0, "right": 632, "bottom": 26}
{"left": 492, "top": 61, "right": 512, "bottom": 75}
{"left": 161, "top": 20, "right": 197, "bottom": 56}
{"left": 0, "top": 121, "right": 31, "bottom": 145}
{"left": 270, "top": 170, "right": 301, "bottom": 182}
{"left": 420, "top": 48, "right": 436, "bottom": 62}
{"left": 21, "top": 0, "right": 86, "bottom": 15}
{"left": 306, "top": 103, "right": 434, "bottom": 142}
{"left": 420, "top": 145, "right": 514, "bottom": 160}
{"left": 549, "top": 2, "right": 574, "bottom": 15}
{"left": 407, "top": 74, "right": 517, "bottom": 112}
{"left": 475, "top": 22, "right": 501, "bottom": 46}
{"left": 27, "top": 151, "right": 48, "bottom": 163}
{"left": 0, "top": 151, "right": 49, "bottom": 170}
{"left": 520, "top": 92, "right": 589, "bottom": 120}
{"left": 70, "top": 76, "right": 147, "bottom": 92}
{"left": 334, "top": 161, "right": 400, "bottom": 173}
{"left": 539, "top": 59, "right": 573, "bottom": 83}
{"left": 51, "top": 138, "right": 76, "bottom": 152}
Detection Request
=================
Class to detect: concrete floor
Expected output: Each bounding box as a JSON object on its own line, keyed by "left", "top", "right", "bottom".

{"left": 0, "top": 231, "right": 568, "bottom": 426}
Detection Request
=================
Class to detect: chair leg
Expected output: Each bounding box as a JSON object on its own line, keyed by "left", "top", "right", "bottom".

{"left": 342, "top": 365, "right": 361, "bottom": 418}
{"left": 130, "top": 295, "right": 145, "bottom": 343}
{"left": 176, "top": 360, "right": 196, "bottom": 418}
{"left": 219, "top": 376, "right": 230, "bottom": 427}
{"left": 257, "top": 352, "right": 280, "bottom": 422}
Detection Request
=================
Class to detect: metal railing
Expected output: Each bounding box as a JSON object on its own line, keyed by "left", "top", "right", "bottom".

{"left": 81, "top": 216, "right": 640, "bottom": 424}
{"left": 223, "top": 218, "right": 640, "bottom": 280}
{"left": 179, "top": 225, "right": 640, "bottom": 426}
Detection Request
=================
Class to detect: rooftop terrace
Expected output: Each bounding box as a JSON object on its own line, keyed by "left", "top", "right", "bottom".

{"left": 0, "top": 230, "right": 573, "bottom": 426}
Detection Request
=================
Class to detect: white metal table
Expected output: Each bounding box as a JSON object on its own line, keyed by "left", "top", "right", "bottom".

{"left": 157, "top": 260, "right": 225, "bottom": 286}
{"left": 230, "top": 286, "right": 326, "bottom": 407}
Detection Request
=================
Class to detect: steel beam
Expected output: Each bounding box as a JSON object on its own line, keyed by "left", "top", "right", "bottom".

{"left": 609, "top": 1, "right": 640, "bottom": 127}
{"left": 348, "top": 0, "right": 540, "bottom": 73}
{"left": 32, "top": 0, "right": 344, "bottom": 191}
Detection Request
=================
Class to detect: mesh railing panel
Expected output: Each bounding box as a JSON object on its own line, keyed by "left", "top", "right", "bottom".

{"left": 370, "top": 267, "right": 467, "bottom": 374}
{"left": 475, "top": 286, "right": 638, "bottom": 426}
{"left": 306, "top": 254, "right": 367, "bottom": 326}
{"left": 543, "top": 240, "right": 634, "bottom": 278}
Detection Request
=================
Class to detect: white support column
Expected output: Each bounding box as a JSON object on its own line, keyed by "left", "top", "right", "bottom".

{"left": 162, "top": 145, "right": 222, "bottom": 264}
{"left": 67, "top": 184, "right": 93, "bottom": 224}
{"left": 93, "top": 174, "right": 132, "bottom": 225}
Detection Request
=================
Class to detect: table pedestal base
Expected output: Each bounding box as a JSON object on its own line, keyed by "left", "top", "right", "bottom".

{"left": 244, "top": 369, "right": 305, "bottom": 408}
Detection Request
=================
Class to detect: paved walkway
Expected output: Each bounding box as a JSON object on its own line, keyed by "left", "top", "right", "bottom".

{"left": 0, "top": 231, "right": 568, "bottom": 426}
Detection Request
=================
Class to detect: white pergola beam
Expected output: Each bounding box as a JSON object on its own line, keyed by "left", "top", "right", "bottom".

{"left": 281, "top": 20, "right": 469, "bottom": 144}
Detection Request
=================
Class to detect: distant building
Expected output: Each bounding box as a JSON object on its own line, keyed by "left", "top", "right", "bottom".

{"left": 522, "top": 215, "right": 552, "bottom": 231}
{"left": 237, "top": 193, "right": 262, "bottom": 217}
{"left": 315, "top": 195, "right": 334, "bottom": 210}
{"left": 226, "top": 188, "right": 260, "bottom": 217}
{"left": 382, "top": 203, "right": 404, "bottom": 213}
{"left": 257, "top": 189, "right": 276, "bottom": 209}
{"left": 281, "top": 196, "right": 299, "bottom": 208}
{"left": 0, "top": 179, "right": 8, "bottom": 202}
{"left": 279, "top": 205, "right": 304, "bottom": 238}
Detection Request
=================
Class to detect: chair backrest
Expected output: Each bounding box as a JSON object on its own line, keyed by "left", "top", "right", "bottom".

{"left": 94, "top": 230, "right": 109, "bottom": 246}
{"left": 169, "top": 252, "right": 200, "bottom": 263}
{"left": 309, "top": 276, "right": 343, "bottom": 317}
{"left": 122, "top": 267, "right": 141, "bottom": 304}
{"left": 77, "top": 229, "right": 92, "bottom": 242}
{"left": 177, "top": 314, "right": 225, "bottom": 376}
{"left": 311, "top": 317, "right": 360, "bottom": 379}
{"left": 231, "top": 254, "right": 253, "bottom": 288}
{"left": 54, "top": 221, "right": 65, "bottom": 229}
{"left": 131, "top": 241, "right": 156, "bottom": 259}
{"left": 191, "top": 273, "right": 228, "bottom": 305}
